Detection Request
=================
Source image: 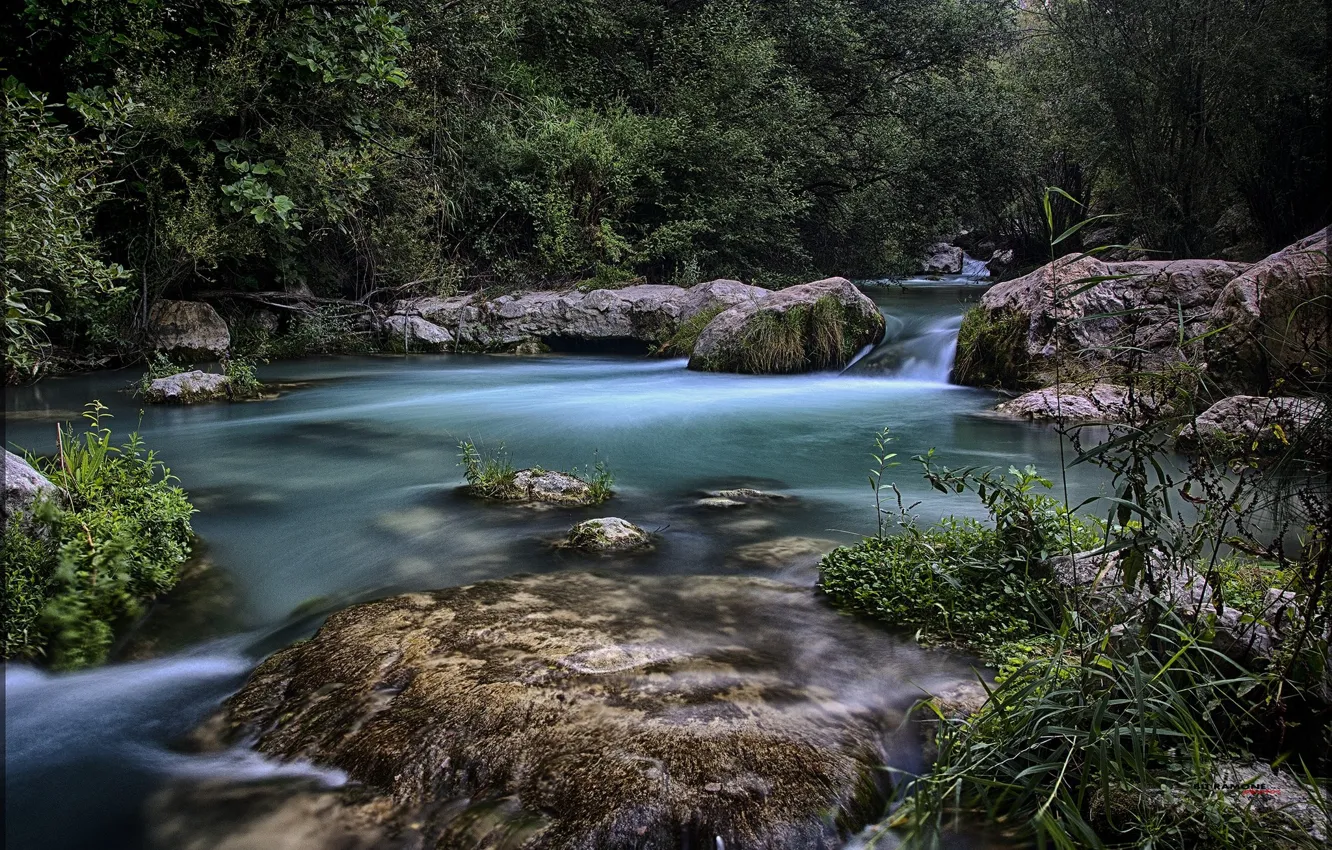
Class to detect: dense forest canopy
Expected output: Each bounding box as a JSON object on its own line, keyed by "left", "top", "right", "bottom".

{"left": 2, "top": 0, "right": 1328, "bottom": 376}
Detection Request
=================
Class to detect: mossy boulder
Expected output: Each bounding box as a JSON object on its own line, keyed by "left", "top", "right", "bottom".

{"left": 689, "top": 278, "right": 885, "bottom": 374}
{"left": 467, "top": 469, "right": 609, "bottom": 507}
{"left": 199, "top": 572, "right": 977, "bottom": 850}
{"left": 952, "top": 255, "right": 1247, "bottom": 389}
{"left": 558, "top": 517, "right": 652, "bottom": 553}
{"left": 1175, "top": 395, "right": 1327, "bottom": 455}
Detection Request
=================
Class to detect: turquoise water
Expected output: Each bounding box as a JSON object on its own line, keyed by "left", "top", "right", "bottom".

{"left": 4, "top": 283, "right": 1103, "bottom": 849}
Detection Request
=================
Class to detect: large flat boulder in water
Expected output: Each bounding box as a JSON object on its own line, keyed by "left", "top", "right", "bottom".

{"left": 195, "top": 572, "right": 976, "bottom": 850}
{"left": 1205, "top": 227, "right": 1331, "bottom": 394}
{"left": 689, "top": 278, "right": 885, "bottom": 374}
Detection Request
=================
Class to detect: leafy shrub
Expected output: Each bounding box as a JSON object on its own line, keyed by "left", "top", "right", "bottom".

{"left": 820, "top": 451, "right": 1101, "bottom": 660}
{"left": 223, "top": 356, "right": 262, "bottom": 398}
{"left": 2, "top": 403, "right": 195, "bottom": 669}
{"left": 261, "top": 306, "right": 378, "bottom": 359}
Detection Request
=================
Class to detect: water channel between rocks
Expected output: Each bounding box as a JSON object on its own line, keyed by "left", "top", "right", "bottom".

{"left": 4, "top": 281, "right": 1108, "bottom": 850}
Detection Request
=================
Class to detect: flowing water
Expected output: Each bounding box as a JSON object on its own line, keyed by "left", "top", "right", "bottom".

{"left": 4, "top": 281, "right": 1104, "bottom": 849}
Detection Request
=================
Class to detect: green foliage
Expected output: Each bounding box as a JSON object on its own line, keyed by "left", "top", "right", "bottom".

{"left": 656, "top": 304, "right": 725, "bottom": 357}
{"left": 890, "top": 623, "right": 1328, "bottom": 849}
{"left": 2, "top": 79, "right": 132, "bottom": 380}
{"left": 2, "top": 402, "right": 195, "bottom": 669}
{"left": 259, "top": 306, "right": 377, "bottom": 359}
{"left": 821, "top": 446, "right": 1101, "bottom": 660}
{"left": 222, "top": 355, "right": 262, "bottom": 399}
{"left": 584, "top": 461, "right": 615, "bottom": 505}
{"left": 950, "top": 307, "right": 1032, "bottom": 389}
{"left": 458, "top": 440, "right": 518, "bottom": 500}
{"left": 137, "top": 352, "right": 190, "bottom": 397}
{"left": 701, "top": 296, "right": 861, "bottom": 374}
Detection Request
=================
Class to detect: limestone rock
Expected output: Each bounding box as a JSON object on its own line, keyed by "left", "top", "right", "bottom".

{"left": 398, "top": 281, "right": 768, "bottom": 354}
{"left": 689, "top": 277, "right": 885, "bottom": 374}
{"left": 206, "top": 572, "right": 979, "bottom": 850}
{"left": 560, "top": 517, "right": 652, "bottom": 553}
{"left": 995, "top": 383, "right": 1149, "bottom": 423}
{"left": 149, "top": 300, "right": 231, "bottom": 358}
{"left": 3, "top": 450, "right": 55, "bottom": 520}
{"left": 920, "top": 243, "right": 964, "bottom": 275}
{"left": 1206, "top": 227, "right": 1331, "bottom": 393}
{"left": 382, "top": 314, "right": 453, "bottom": 351}
{"left": 1176, "top": 395, "right": 1326, "bottom": 455}
{"left": 468, "top": 469, "right": 608, "bottom": 507}
{"left": 956, "top": 255, "right": 1247, "bottom": 388}
{"left": 144, "top": 370, "right": 231, "bottom": 404}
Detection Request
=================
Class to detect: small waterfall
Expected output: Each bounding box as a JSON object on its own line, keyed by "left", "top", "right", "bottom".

{"left": 850, "top": 314, "right": 963, "bottom": 382}
{"left": 960, "top": 252, "right": 991, "bottom": 278}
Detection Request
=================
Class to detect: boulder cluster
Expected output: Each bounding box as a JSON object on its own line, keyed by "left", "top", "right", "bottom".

{"left": 957, "top": 226, "right": 1329, "bottom": 452}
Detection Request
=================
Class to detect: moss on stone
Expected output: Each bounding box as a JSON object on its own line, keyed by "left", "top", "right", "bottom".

{"left": 951, "top": 306, "right": 1034, "bottom": 389}
{"left": 656, "top": 305, "right": 726, "bottom": 357}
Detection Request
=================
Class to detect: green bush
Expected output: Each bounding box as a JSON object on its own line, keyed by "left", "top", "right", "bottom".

{"left": 819, "top": 458, "right": 1100, "bottom": 660}
{"left": 2, "top": 402, "right": 195, "bottom": 669}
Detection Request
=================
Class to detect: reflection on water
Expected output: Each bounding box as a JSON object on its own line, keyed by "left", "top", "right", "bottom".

{"left": 3, "top": 284, "right": 1093, "bottom": 849}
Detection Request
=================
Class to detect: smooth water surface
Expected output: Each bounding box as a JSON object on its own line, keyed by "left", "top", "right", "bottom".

{"left": 4, "top": 283, "right": 1102, "bottom": 849}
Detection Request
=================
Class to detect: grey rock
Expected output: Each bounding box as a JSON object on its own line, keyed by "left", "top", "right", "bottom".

{"left": 560, "top": 517, "right": 652, "bottom": 553}
{"left": 398, "top": 280, "right": 769, "bottom": 354}
{"left": 705, "top": 488, "right": 793, "bottom": 504}
{"left": 1206, "top": 227, "right": 1331, "bottom": 393}
{"left": 3, "top": 450, "right": 56, "bottom": 520}
{"left": 965, "top": 255, "right": 1247, "bottom": 386}
{"left": 149, "top": 300, "right": 231, "bottom": 358}
{"left": 920, "top": 243, "right": 964, "bottom": 275}
{"left": 994, "top": 383, "right": 1155, "bottom": 423}
{"left": 382, "top": 314, "right": 453, "bottom": 350}
{"left": 689, "top": 277, "right": 885, "bottom": 374}
{"left": 1176, "top": 395, "right": 1326, "bottom": 454}
{"left": 474, "top": 469, "right": 607, "bottom": 507}
{"left": 144, "top": 371, "right": 231, "bottom": 404}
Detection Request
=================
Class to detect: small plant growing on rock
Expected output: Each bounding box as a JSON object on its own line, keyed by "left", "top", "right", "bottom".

{"left": 458, "top": 440, "right": 517, "bottom": 499}
{"left": 137, "top": 352, "right": 188, "bottom": 396}
{"left": 222, "top": 355, "right": 262, "bottom": 399}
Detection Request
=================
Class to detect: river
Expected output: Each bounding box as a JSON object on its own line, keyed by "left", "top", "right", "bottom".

{"left": 3, "top": 281, "right": 1106, "bottom": 849}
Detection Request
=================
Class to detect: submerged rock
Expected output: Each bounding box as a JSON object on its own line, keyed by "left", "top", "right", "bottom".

{"left": 730, "top": 536, "right": 839, "bottom": 568}
{"left": 1176, "top": 395, "right": 1326, "bottom": 455}
{"left": 1206, "top": 227, "right": 1331, "bottom": 394}
{"left": 148, "top": 300, "right": 231, "bottom": 358}
{"left": 144, "top": 370, "right": 230, "bottom": 403}
{"left": 689, "top": 278, "right": 885, "bottom": 374}
{"left": 202, "top": 572, "right": 977, "bottom": 850}
{"left": 383, "top": 314, "right": 453, "bottom": 351}
{"left": 558, "top": 517, "right": 652, "bottom": 553}
{"left": 2, "top": 450, "right": 55, "bottom": 520}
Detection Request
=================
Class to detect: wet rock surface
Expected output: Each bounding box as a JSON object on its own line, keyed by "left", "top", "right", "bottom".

{"left": 197, "top": 572, "right": 978, "bottom": 850}
{"left": 144, "top": 370, "right": 231, "bottom": 403}
{"left": 558, "top": 517, "right": 652, "bottom": 553}
{"left": 730, "top": 536, "right": 839, "bottom": 568}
